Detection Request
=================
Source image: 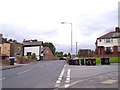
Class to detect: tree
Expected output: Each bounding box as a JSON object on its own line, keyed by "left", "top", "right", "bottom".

{"left": 68, "top": 53, "right": 71, "bottom": 58}
{"left": 8, "top": 39, "right": 17, "bottom": 43}
{"left": 8, "top": 39, "right": 12, "bottom": 42}
{"left": 13, "top": 39, "right": 17, "bottom": 42}
{"left": 55, "top": 51, "right": 63, "bottom": 58}
{"left": 43, "top": 42, "right": 56, "bottom": 55}
{"left": 63, "top": 53, "right": 67, "bottom": 57}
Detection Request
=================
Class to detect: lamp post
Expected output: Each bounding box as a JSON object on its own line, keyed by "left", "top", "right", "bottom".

{"left": 76, "top": 42, "right": 77, "bottom": 56}
{"left": 61, "top": 22, "right": 73, "bottom": 54}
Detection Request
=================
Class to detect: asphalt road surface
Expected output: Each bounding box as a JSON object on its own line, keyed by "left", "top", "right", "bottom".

{"left": 58, "top": 63, "right": 118, "bottom": 89}
{"left": 2, "top": 60, "right": 65, "bottom": 88}
{"left": 1, "top": 60, "right": 119, "bottom": 89}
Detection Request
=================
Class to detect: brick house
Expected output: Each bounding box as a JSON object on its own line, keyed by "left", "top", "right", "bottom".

{"left": 10, "top": 42, "right": 23, "bottom": 58}
{"left": 0, "top": 33, "right": 10, "bottom": 59}
{"left": 43, "top": 47, "right": 58, "bottom": 60}
{"left": 78, "top": 49, "right": 94, "bottom": 57}
{"left": 95, "top": 27, "right": 120, "bottom": 57}
{"left": 0, "top": 33, "right": 10, "bottom": 63}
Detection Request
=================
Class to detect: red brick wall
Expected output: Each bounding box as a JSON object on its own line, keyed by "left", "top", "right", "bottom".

{"left": 95, "top": 46, "right": 120, "bottom": 57}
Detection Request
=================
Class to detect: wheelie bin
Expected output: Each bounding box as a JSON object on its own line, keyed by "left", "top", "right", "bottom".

{"left": 101, "top": 57, "right": 110, "bottom": 65}
{"left": 9, "top": 57, "right": 14, "bottom": 65}
{"left": 81, "top": 58, "right": 85, "bottom": 65}
{"left": 85, "top": 58, "right": 91, "bottom": 65}
{"left": 91, "top": 58, "right": 96, "bottom": 65}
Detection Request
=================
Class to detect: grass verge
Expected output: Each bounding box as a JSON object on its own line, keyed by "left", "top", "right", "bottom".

{"left": 80, "top": 57, "right": 120, "bottom": 64}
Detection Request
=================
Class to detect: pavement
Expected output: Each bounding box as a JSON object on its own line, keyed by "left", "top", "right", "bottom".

{"left": 0, "top": 63, "right": 30, "bottom": 70}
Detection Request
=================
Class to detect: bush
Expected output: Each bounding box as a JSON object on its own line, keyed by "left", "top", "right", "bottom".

{"left": 31, "top": 53, "right": 36, "bottom": 59}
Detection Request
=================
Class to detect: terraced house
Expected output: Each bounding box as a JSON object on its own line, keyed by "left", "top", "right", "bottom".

{"left": 95, "top": 27, "right": 120, "bottom": 57}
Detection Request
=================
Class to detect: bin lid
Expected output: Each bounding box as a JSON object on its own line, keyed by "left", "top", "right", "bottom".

{"left": 73, "top": 57, "right": 79, "bottom": 60}
{"left": 9, "top": 57, "right": 15, "bottom": 59}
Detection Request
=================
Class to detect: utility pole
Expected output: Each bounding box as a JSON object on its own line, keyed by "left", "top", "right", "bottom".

{"left": 76, "top": 42, "right": 77, "bottom": 56}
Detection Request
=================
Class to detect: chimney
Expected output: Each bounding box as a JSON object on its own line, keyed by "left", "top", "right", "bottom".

{"left": 115, "top": 27, "right": 120, "bottom": 32}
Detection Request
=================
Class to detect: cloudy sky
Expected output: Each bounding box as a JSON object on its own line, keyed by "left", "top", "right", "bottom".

{"left": 0, "top": 0, "right": 119, "bottom": 54}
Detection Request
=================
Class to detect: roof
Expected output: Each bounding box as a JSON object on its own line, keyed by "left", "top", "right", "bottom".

{"left": 23, "top": 40, "right": 43, "bottom": 46}
{"left": 78, "top": 49, "right": 91, "bottom": 51}
{"left": 2, "top": 38, "right": 10, "bottom": 43}
{"left": 43, "top": 47, "right": 53, "bottom": 54}
{"left": 97, "top": 32, "right": 114, "bottom": 39}
{"left": 97, "top": 31, "right": 120, "bottom": 39}
{"left": 97, "top": 27, "right": 120, "bottom": 39}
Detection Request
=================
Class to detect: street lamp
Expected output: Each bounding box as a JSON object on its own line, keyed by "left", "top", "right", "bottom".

{"left": 61, "top": 22, "right": 73, "bottom": 54}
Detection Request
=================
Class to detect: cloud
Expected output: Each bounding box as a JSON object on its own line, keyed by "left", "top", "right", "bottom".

{"left": 0, "top": 24, "right": 59, "bottom": 43}
{"left": 0, "top": 0, "right": 118, "bottom": 53}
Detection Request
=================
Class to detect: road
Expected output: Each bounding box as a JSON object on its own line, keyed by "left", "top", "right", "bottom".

{"left": 1, "top": 60, "right": 119, "bottom": 89}
{"left": 2, "top": 60, "right": 65, "bottom": 88}
{"left": 57, "top": 63, "right": 118, "bottom": 89}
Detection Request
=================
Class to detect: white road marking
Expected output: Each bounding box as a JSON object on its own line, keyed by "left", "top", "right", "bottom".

{"left": 58, "top": 77, "right": 62, "bottom": 80}
{"left": 55, "top": 64, "right": 66, "bottom": 88}
{"left": 67, "top": 69, "right": 71, "bottom": 76}
{"left": 60, "top": 69, "right": 64, "bottom": 76}
{"left": 67, "top": 76, "right": 70, "bottom": 78}
{"left": 56, "top": 80, "right": 61, "bottom": 84}
{"left": 66, "top": 80, "right": 70, "bottom": 83}
{"left": 65, "top": 69, "right": 71, "bottom": 88}
{"left": 0, "top": 78, "right": 6, "bottom": 80}
{"left": 55, "top": 84, "right": 60, "bottom": 88}
{"left": 66, "top": 78, "right": 70, "bottom": 81}
{"left": 65, "top": 84, "right": 69, "bottom": 88}
{"left": 17, "top": 69, "right": 31, "bottom": 75}
{"left": 69, "top": 80, "right": 83, "bottom": 87}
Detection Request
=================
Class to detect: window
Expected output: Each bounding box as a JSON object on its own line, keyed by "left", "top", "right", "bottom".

{"left": 17, "top": 54, "right": 20, "bottom": 56}
{"left": 99, "top": 39, "right": 101, "bottom": 42}
{"left": 104, "top": 47, "right": 113, "bottom": 54}
{"left": 27, "top": 52, "right": 32, "bottom": 56}
{"left": 17, "top": 47, "right": 21, "bottom": 52}
{"left": 118, "top": 38, "right": 120, "bottom": 43}
{"left": 106, "top": 38, "right": 113, "bottom": 43}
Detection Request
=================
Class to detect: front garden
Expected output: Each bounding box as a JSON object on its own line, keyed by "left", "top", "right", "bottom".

{"left": 79, "top": 57, "right": 120, "bottom": 64}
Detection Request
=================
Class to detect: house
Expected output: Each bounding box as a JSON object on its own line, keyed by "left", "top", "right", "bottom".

{"left": 78, "top": 49, "right": 94, "bottom": 57}
{"left": 23, "top": 39, "right": 43, "bottom": 60}
{"left": 95, "top": 27, "right": 120, "bottom": 57}
{"left": 43, "top": 47, "right": 58, "bottom": 60}
{"left": 0, "top": 33, "right": 10, "bottom": 61}
{"left": 10, "top": 42, "right": 23, "bottom": 58}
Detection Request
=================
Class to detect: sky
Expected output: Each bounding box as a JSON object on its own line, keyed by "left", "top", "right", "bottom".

{"left": 0, "top": 0, "right": 119, "bottom": 54}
